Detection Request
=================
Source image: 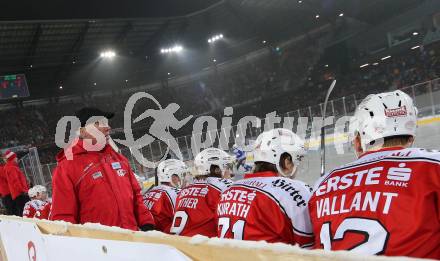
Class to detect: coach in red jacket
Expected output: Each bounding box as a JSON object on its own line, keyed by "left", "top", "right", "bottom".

{"left": 0, "top": 157, "right": 14, "bottom": 215}
{"left": 3, "top": 149, "right": 30, "bottom": 216}
{"left": 50, "top": 107, "right": 155, "bottom": 231}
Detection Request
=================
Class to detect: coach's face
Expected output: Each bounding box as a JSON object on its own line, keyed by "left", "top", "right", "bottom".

{"left": 80, "top": 118, "right": 112, "bottom": 143}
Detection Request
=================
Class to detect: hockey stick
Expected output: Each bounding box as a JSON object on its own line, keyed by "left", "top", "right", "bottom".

{"left": 320, "top": 79, "right": 337, "bottom": 177}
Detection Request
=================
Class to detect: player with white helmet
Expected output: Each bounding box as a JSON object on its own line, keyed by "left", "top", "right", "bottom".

{"left": 143, "top": 159, "right": 188, "bottom": 233}
{"left": 23, "top": 185, "right": 50, "bottom": 219}
{"left": 192, "top": 147, "right": 234, "bottom": 180}
{"left": 216, "top": 128, "right": 314, "bottom": 247}
{"left": 309, "top": 90, "right": 440, "bottom": 259}
{"left": 171, "top": 148, "right": 234, "bottom": 237}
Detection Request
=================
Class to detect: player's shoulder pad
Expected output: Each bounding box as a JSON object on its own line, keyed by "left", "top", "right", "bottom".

{"left": 207, "top": 177, "right": 230, "bottom": 192}
{"left": 24, "top": 201, "right": 32, "bottom": 208}
{"left": 386, "top": 147, "right": 440, "bottom": 163}
{"left": 273, "top": 177, "right": 313, "bottom": 195}
{"left": 266, "top": 177, "right": 313, "bottom": 211}
{"left": 164, "top": 185, "right": 181, "bottom": 196}
{"left": 312, "top": 173, "right": 330, "bottom": 192}
{"left": 156, "top": 185, "right": 180, "bottom": 196}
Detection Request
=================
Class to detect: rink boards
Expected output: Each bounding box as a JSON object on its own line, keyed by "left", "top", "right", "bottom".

{"left": 0, "top": 215, "right": 424, "bottom": 261}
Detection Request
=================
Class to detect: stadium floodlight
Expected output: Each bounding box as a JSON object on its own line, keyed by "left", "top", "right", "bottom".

{"left": 59, "top": 86, "right": 63, "bottom": 90}
{"left": 360, "top": 63, "right": 369, "bottom": 68}
{"left": 412, "top": 32, "right": 419, "bottom": 36}
{"left": 100, "top": 50, "right": 116, "bottom": 59}
{"left": 93, "top": 82, "right": 97, "bottom": 86}
{"left": 381, "top": 55, "right": 391, "bottom": 61}
{"left": 411, "top": 45, "right": 420, "bottom": 50}
{"left": 298, "top": 0, "right": 302, "bottom": 3}
{"left": 125, "top": 79, "right": 128, "bottom": 82}
{"left": 213, "top": 59, "right": 217, "bottom": 62}
{"left": 160, "top": 45, "right": 183, "bottom": 54}
{"left": 208, "top": 34, "right": 224, "bottom": 44}
{"left": 373, "top": 62, "right": 379, "bottom": 66}
{"left": 262, "top": 40, "right": 267, "bottom": 44}
{"left": 315, "top": 14, "right": 320, "bottom": 19}
{"left": 325, "top": 64, "right": 329, "bottom": 67}
{"left": 339, "top": 13, "right": 344, "bottom": 17}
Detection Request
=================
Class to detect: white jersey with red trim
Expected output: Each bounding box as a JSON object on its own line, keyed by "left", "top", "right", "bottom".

{"left": 143, "top": 185, "right": 180, "bottom": 233}
{"left": 23, "top": 199, "right": 46, "bottom": 218}
{"left": 171, "top": 177, "right": 230, "bottom": 237}
{"left": 217, "top": 171, "right": 314, "bottom": 247}
{"left": 309, "top": 147, "right": 440, "bottom": 259}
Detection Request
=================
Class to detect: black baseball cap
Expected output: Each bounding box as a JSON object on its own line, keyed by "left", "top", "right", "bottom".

{"left": 75, "top": 107, "right": 115, "bottom": 127}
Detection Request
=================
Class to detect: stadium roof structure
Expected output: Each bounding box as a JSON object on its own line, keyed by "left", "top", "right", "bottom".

{"left": 0, "top": 0, "right": 423, "bottom": 99}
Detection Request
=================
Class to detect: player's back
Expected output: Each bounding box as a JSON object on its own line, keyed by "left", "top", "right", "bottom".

{"left": 171, "top": 177, "right": 229, "bottom": 237}
{"left": 217, "top": 171, "right": 314, "bottom": 247}
{"left": 143, "top": 185, "right": 180, "bottom": 233}
{"left": 23, "top": 199, "right": 46, "bottom": 218}
{"left": 309, "top": 147, "right": 440, "bottom": 259}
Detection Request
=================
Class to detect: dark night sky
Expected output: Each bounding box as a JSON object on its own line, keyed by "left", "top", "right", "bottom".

{"left": 3, "top": 0, "right": 221, "bottom": 20}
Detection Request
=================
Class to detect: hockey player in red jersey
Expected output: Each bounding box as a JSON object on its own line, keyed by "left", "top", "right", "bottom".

{"left": 309, "top": 90, "right": 440, "bottom": 259}
{"left": 35, "top": 199, "right": 51, "bottom": 220}
{"left": 217, "top": 129, "right": 314, "bottom": 247}
{"left": 170, "top": 148, "right": 233, "bottom": 237}
{"left": 143, "top": 159, "right": 187, "bottom": 233}
{"left": 23, "top": 185, "right": 49, "bottom": 218}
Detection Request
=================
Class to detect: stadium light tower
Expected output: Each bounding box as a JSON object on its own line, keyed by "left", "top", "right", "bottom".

{"left": 100, "top": 50, "right": 116, "bottom": 59}
{"left": 160, "top": 45, "right": 184, "bottom": 54}
{"left": 208, "top": 34, "right": 224, "bottom": 44}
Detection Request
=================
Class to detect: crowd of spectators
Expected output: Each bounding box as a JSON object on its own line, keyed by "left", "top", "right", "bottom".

{"left": 1, "top": 37, "right": 440, "bottom": 164}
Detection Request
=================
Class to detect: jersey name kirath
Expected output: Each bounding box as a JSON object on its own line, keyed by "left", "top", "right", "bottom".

{"left": 217, "top": 189, "right": 256, "bottom": 219}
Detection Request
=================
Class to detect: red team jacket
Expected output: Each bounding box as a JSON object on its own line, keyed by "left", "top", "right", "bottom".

{"left": 143, "top": 185, "right": 180, "bottom": 233}
{"left": 171, "top": 177, "right": 232, "bottom": 237}
{"left": 0, "top": 164, "right": 10, "bottom": 197}
{"left": 3, "top": 160, "right": 29, "bottom": 199}
{"left": 23, "top": 199, "right": 47, "bottom": 218}
{"left": 309, "top": 147, "right": 440, "bottom": 259}
{"left": 50, "top": 140, "right": 155, "bottom": 230}
{"left": 217, "top": 171, "right": 314, "bottom": 247}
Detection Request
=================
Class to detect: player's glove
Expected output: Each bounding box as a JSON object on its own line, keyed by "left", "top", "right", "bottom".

{"left": 139, "top": 224, "right": 155, "bottom": 232}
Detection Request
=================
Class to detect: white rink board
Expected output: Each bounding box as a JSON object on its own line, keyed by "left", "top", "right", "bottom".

{"left": 0, "top": 219, "right": 190, "bottom": 261}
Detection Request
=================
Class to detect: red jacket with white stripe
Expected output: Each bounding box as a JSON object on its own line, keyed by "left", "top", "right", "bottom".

{"left": 0, "top": 164, "right": 10, "bottom": 197}
{"left": 217, "top": 171, "right": 314, "bottom": 247}
{"left": 49, "top": 139, "right": 155, "bottom": 230}
{"left": 3, "top": 161, "right": 29, "bottom": 199}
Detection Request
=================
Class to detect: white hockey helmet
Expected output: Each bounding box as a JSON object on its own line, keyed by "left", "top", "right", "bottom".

{"left": 253, "top": 128, "right": 306, "bottom": 177}
{"left": 33, "top": 185, "right": 47, "bottom": 195}
{"left": 193, "top": 148, "right": 234, "bottom": 177}
{"left": 157, "top": 159, "right": 188, "bottom": 184}
{"left": 28, "top": 187, "right": 37, "bottom": 198}
{"left": 350, "top": 90, "right": 418, "bottom": 151}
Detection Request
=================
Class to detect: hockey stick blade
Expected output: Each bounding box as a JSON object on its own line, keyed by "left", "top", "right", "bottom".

{"left": 320, "top": 79, "right": 337, "bottom": 177}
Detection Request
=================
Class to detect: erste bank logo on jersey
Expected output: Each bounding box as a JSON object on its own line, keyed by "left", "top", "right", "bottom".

{"left": 385, "top": 163, "right": 411, "bottom": 187}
